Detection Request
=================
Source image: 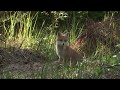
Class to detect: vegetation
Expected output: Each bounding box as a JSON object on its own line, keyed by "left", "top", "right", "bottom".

{"left": 0, "top": 11, "right": 120, "bottom": 79}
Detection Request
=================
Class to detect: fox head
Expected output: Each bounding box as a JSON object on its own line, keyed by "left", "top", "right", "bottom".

{"left": 56, "top": 32, "right": 70, "bottom": 46}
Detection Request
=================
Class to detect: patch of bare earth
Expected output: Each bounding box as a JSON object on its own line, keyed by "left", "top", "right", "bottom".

{"left": 0, "top": 48, "right": 47, "bottom": 78}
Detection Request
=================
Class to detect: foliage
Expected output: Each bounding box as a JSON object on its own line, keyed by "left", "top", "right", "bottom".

{"left": 0, "top": 11, "right": 120, "bottom": 79}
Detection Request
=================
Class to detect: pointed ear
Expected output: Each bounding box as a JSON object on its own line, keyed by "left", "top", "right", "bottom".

{"left": 65, "top": 32, "right": 70, "bottom": 39}
{"left": 57, "top": 31, "right": 61, "bottom": 36}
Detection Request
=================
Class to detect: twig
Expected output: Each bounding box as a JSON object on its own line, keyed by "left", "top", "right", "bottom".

{"left": 18, "top": 39, "right": 25, "bottom": 49}
{"left": 102, "top": 63, "right": 120, "bottom": 71}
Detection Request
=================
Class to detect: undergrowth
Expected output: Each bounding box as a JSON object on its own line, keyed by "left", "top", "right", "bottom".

{"left": 0, "top": 11, "right": 120, "bottom": 79}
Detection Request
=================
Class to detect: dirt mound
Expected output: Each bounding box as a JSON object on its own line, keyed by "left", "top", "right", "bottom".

{"left": 0, "top": 48, "right": 47, "bottom": 76}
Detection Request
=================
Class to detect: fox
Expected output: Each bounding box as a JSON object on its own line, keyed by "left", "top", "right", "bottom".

{"left": 55, "top": 31, "right": 82, "bottom": 65}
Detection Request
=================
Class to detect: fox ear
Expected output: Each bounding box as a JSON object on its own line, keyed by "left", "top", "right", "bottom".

{"left": 65, "top": 32, "right": 70, "bottom": 39}
{"left": 57, "top": 31, "right": 61, "bottom": 36}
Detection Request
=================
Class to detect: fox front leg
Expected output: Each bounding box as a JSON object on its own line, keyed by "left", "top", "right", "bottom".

{"left": 58, "top": 56, "right": 62, "bottom": 62}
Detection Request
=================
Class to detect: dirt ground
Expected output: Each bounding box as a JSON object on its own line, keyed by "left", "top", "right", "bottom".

{"left": 0, "top": 48, "right": 47, "bottom": 78}
{"left": 0, "top": 48, "right": 120, "bottom": 79}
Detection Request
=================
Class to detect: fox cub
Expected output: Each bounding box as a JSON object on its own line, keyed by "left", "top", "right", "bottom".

{"left": 55, "top": 32, "right": 82, "bottom": 65}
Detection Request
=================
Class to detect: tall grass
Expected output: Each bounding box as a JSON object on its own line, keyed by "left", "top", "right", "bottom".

{"left": 0, "top": 11, "right": 120, "bottom": 79}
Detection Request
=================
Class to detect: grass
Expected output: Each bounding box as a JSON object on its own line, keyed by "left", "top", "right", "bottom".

{"left": 0, "top": 11, "right": 120, "bottom": 79}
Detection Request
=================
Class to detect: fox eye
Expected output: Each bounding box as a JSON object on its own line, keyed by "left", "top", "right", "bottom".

{"left": 64, "top": 40, "right": 67, "bottom": 42}
{"left": 60, "top": 39, "right": 62, "bottom": 41}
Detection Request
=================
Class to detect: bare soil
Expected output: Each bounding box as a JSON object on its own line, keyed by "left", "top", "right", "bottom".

{"left": 0, "top": 48, "right": 47, "bottom": 78}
